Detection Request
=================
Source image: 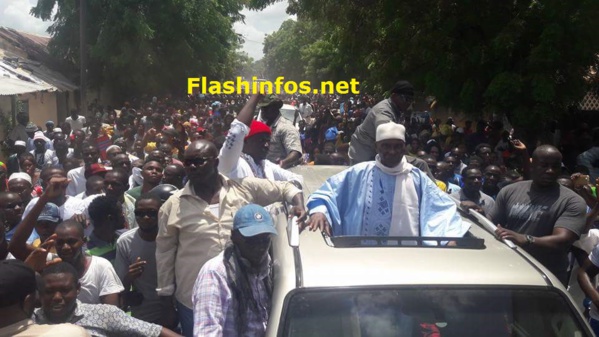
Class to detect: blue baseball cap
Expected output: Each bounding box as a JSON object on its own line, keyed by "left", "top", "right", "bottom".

{"left": 233, "top": 204, "right": 277, "bottom": 237}
{"left": 38, "top": 203, "right": 61, "bottom": 223}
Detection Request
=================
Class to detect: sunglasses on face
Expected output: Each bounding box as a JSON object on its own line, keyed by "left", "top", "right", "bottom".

{"left": 134, "top": 210, "right": 159, "bottom": 218}
{"left": 184, "top": 156, "right": 215, "bottom": 167}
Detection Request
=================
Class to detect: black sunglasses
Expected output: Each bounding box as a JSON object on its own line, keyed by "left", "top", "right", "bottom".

{"left": 184, "top": 156, "right": 215, "bottom": 167}
{"left": 134, "top": 210, "right": 159, "bottom": 218}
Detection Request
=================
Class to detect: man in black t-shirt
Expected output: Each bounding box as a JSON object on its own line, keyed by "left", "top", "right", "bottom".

{"left": 489, "top": 145, "right": 586, "bottom": 285}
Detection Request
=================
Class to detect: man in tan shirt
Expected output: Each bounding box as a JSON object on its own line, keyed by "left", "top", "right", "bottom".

{"left": 0, "top": 259, "right": 89, "bottom": 337}
{"left": 156, "top": 140, "right": 306, "bottom": 336}
{"left": 259, "top": 95, "right": 303, "bottom": 169}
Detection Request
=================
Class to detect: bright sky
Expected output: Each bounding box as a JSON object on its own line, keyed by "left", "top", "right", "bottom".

{"left": 0, "top": 0, "right": 294, "bottom": 60}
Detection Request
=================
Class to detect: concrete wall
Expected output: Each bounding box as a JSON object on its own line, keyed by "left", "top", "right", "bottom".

{"left": 17, "top": 91, "right": 58, "bottom": 129}
{"left": 2, "top": 90, "right": 79, "bottom": 130}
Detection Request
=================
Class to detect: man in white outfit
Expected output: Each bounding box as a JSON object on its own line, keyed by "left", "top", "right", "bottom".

{"left": 218, "top": 94, "right": 302, "bottom": 187}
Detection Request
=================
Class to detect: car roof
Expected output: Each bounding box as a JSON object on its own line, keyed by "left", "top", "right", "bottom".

{"left": 296, "top": 220, "right": 548, "bottom": 287}
{"left": 280, "top": 104, "right": 297, "bottom": 111}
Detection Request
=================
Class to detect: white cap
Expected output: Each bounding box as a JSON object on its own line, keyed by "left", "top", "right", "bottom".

{"left": 53, "top": 127, "right": 63, "bottom": 133}
{"left": 14, "top": 140, "right": 26, "bottom": 147}
{"left": 106, "top": 145, "right": 121, "bottom": 152}
{"left": 376, "top": 122, "right": 406, "bottom": 142}
{"left": 8, "top": 172, "right": 32, "bottom": 185}
{"left": 33, "top": 131, "right": 46, "bottom": 142}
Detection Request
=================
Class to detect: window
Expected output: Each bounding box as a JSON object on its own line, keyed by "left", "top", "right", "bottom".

{"left": 17, "top": 100, "right": 29, "bottom": 114}
{"left": 282, "top": 287, "right": 590, "bottom": 337}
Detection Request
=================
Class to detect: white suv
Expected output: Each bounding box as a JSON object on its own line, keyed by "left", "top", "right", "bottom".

{"left": 265, "top": 165, "right": 594, "bottom": 337}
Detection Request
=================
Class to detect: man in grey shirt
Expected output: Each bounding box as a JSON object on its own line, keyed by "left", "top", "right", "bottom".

{"left": 451, "top": 167, "right": 495, "bottom": 215}
{"left": 115, "top": 194, "right": 163, "bottom": 325}
{"left": 490, "top": 145, "right": 586, "bottom": 285}
{"left": 349, "top": 81, "right": 414, "bottom": 165}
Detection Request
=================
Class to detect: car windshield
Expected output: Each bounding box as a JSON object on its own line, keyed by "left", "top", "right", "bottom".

{"left": 282, "top": 287, "right": 590, "bottom": 337}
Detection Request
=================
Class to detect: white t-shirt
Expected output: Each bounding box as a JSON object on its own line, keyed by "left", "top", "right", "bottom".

{"left": 22, "top": 196, "right": 87, "bottom": 221}
{"left": 65, "top": 116, "right": 86, "bottom": 132}
{"left": 78, "top": 255, "right": 125, "bottom": 304}
{"left": 66, "top": 166, "right": 86, "bottom": 197}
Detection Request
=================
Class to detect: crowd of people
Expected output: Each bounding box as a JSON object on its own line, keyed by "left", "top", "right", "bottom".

{"left": 1, "top": 80, "right": 599, "bottom": 336}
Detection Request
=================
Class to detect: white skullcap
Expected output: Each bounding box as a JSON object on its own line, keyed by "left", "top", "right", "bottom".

{"left": 14, "top": 140, "right": 26, "bottom": 147}
{"left": 53, "top": 127, "right": 63, "bottom": 133}
{"left": 8, "top": 172, "right": 32, "bottom": 185}
{"left": 106, "top": 145, "right": 121, "bottom": 152}
{"left": 376, "top": 122, "right": 406, "bottom": 142}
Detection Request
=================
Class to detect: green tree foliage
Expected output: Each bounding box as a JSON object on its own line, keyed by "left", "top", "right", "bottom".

{"left": 264, "top": 0, "right": 599, "bottom": 126}
{"left": 31, "top": 0, "right": 245, "bottom": 99}
{"left": 225, "top": 50, "right": 267, "bottom": 79}
{"left": 262, "top": 19, "right": 310, "bottom": 81}
{"left": 262, "top": 18, "right": 355, "bottom": 85}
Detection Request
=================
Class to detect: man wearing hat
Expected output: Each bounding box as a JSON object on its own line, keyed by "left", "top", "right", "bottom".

{"left": 30, "top": 131, "right": 58, "bottom": 169}
{"left": 307, "top": 122, "right": 468, "bottom": 238}
{"left": 7, "top": 172, "right": 33, "bottom": 207}
{"left": 7, "top": 141, "right": 27, "bottom": 176}
{"left": 219, "top": 94, "right": 302, "bottom": 185}
{"left": 259, "top": 94, "right": 303, "bottom": 169}
{"left": 192, "top": 204, "right": 276, "bottom": 337}
{"left": 348, "top": 80, "right": 415, "bottom": 165}
{"left": 44, "top": 120, "right": 55, "bottom": 139}
{"left": 8, "top": 199, "right": 62, "bottom": 262}
{"left": 25, "top": 122, "right": 39, "bottom": 152}
{"left": 156, "top": 139, "right": 305, "bottom": 336}
{"left": 0, "top": 260, "right": 90, "bottom": 336}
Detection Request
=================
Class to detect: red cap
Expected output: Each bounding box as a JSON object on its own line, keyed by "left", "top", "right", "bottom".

{"left": 84, "top": 163, "right": 108, "bottom": 179}
{"left": 245, "top": 120, "right": 271, "bottom": 140}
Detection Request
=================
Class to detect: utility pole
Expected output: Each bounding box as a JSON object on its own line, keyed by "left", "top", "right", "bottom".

{"left": 79, "top": 0, "right": 87, "bottom": 117}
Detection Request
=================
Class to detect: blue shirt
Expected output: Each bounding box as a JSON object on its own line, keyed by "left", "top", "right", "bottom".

{"left": 5, "top": 226, "right": 38, "bottom": 244}
{"left": 307, "top": 161, "right": 470, "bottom": 237}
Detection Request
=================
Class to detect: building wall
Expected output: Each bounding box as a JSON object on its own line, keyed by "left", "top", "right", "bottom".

{"left": 0, "top": 96, "right": 11, "bottom": 117}
{"left": 17, "top": 91, "right": 58, "bottom": 129}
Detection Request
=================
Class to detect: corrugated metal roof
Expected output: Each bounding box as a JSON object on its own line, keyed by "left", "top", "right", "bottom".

{"left": 0, "top": 75, "right": 54, "bottom": 95}
{"left": 0, "top": 27, "right": 78, "bottom": 94}
{"left": 0, "top": 59, "right": 57, "bottom": 95}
